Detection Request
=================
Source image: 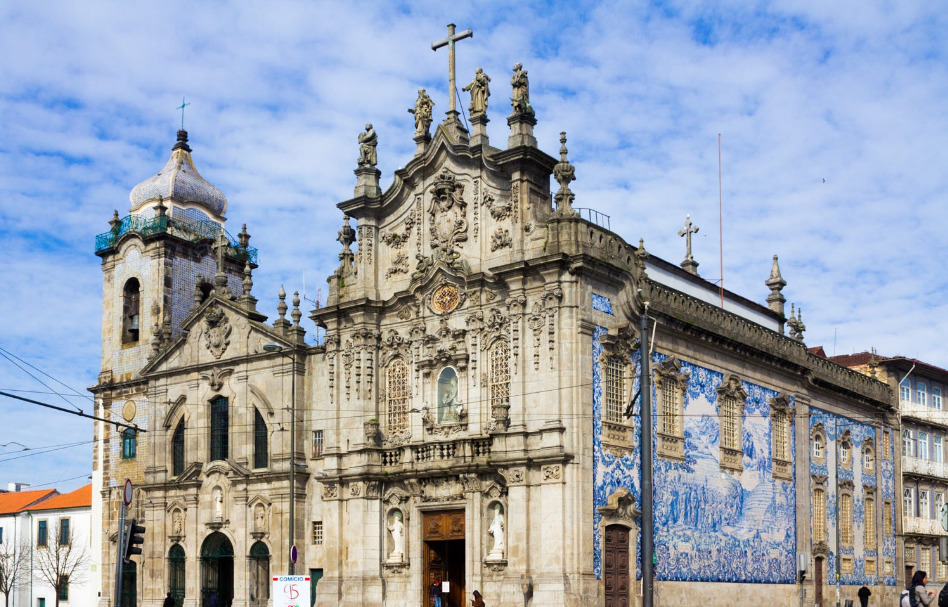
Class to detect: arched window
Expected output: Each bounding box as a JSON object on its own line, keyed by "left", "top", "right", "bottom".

{"left": 813, "top": 434, "right": 825, "bottom": 459}
{"left": 864, "top": 445, "right": 875, "bottom": 472}
{"left": 172, "top": 421, "right": 185, "bottom": 476}
{"left": 253, "top": 409, "right": 267, "bottom": 468}
{"left": 489, "top": 341, "right": 510, "bottom": 413}
{"left": 248, "top": 542, "right": 270, "bottom": 607}
{"left": 386, "top": 359, "right": 409, "bottom": 433}
{"left": 122, "top": 278, "right": 141, "bottom": 344}
{"left": 918, "top": 382, "right": 929, "bottom": 406}
{"left": 210, "top": 396, "right": 229, "bottom": 461}
{"left": 169, "top": 544, "right": 185, "bottom": 607}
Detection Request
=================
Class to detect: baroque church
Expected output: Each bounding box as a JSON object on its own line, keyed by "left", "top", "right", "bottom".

{"left": 90, "top": 33, "right": 898, "bottom": 607}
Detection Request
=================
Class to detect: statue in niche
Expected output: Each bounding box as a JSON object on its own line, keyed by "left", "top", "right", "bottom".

{"left": 437, "top": 367, "right": 460, "bottom": 424}
{"left": 408, "top": 88, "right": 434, "bottom": 136}
{"left": 213, "top": 487, "right": 223, "bottom": 521}
{"left": 487, "top": 503, "right": 505, "bottom": 559}
{"left": 357, "top": 123, "right": 378, "bottom": 167}
{"left": 510, "top": 62, "right": 534, "bottom": 116}
{"left": 388, "top": 510, "right": 405, "bottom": 562}
{"left": 254, "top": 504, "right": 267, "bottom": 533}
{"left": 172, "top": 510, "right": 183, "bottom": 535}
{"left": 462, "top": 67, "right": 491, "bottom": 117}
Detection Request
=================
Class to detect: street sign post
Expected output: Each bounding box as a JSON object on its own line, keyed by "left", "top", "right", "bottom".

{"left": 272, "top": 575, "right": 310, "bottom": 607}
{"left": 123, "top": 479, "right": 133, "bottom": 506}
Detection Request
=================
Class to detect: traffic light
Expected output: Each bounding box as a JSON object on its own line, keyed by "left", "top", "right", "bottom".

{"left": 123, "top": 518, "right": 145, "bottom": 562}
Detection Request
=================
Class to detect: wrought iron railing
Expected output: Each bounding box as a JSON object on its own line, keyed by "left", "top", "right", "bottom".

{"left": 574, "top": 207, "right": 611, "bottom": 230}
{"left": 95, "top": 214, "right": 258, "bottom": 265}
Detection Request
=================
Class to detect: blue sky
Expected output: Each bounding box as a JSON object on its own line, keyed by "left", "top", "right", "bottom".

{"left": 1, "top": 0, "right": 946, "bottom": 490}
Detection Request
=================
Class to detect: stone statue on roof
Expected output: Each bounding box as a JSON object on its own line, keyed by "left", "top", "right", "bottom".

{"left": 462, "top": 67, "right": 491, "bottom": 117}
{"left": 408, "top": 88, "right": 435, "bottom": 136}
{"left": 510, "top": 63, "right": 534, "bottom": 117}
{"left": 357, "top": 123, "right": 378, "bottom": 167}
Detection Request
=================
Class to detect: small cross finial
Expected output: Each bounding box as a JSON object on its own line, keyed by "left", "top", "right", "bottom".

{"left": 177, "top": 97, "right": 191, "bottom": 130}
{"left": 678, "top": 214, "right": 700, "bottom": 274}
{"left": 432, "top": 24, "right": 473, "bottom": 115}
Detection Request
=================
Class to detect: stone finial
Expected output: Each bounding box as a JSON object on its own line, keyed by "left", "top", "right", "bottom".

{"left": 212, "top": 229, "right": 233, "bottom": 298}
{"left": 109, "top": 210, "right": 121, "bottom": 232}
{"left": 337, "top": 216, "right": 356, "bottom": 252}
{"left": 462, "top": 67, "right": 491, "bottom": 118}
{"left": 173, "top": 129, "right": 192, "bottom": 152}
{"left": 553, "top": 132, "right": 579, "bottom": 216}
{"left": 277, "top": 285, "right": 288, "bottom": 322}
{"left": 357, "top": 123, "right": 378, "bottom": 168}
{"left": 194, "top": 276, "right": 205, "bottom": 307}
{"left": 155, "top": 195, "right": 167, "bottom": 219}
{"left": 240, "top": 262, "right": 258, "bottom": 312}
{"left": 292, "top": 291, "right": 302, "bottom": 327}
{"left": 787, "top": 304, "right": 806, "bottom": 342}
{"left": 238, "top": 224, "right": 251, "bottom": 249}
{"left": 766, "top": 254, "right": 787, "bottom": 318}
{"left": 678, "top": 214, "right": 700, "bottom": 275}
{"left": 868, "top": 348, "right": 879, "bottom": 379}
{"left": 150, "top": 302, "right": 162, "bottom": 358}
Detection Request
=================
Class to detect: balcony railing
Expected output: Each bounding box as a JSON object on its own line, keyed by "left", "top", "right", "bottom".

{"left": 901, "top": 399, "right": 948, "bottom": 427}
{"left": 95, "top": 213, "right": 258, "bottom": 265}
{"left": 380, "top": 437, "right": 492, "bottom": 469}
{"left": 902, "top": 455, "right": 948, "bottom": 479}
{"left": 903, "top": 516, "right": 948, "bottom": 536}
{"left": 573, "top": 207, "right": 611, "bottom": 230}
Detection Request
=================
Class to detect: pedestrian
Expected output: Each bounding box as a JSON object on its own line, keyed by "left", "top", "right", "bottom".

{"left": 472, "top": 589, "right": 484, "bottom": 607}
{"left": 910, "top": 570, "right": 936, "bottom": 606}
{"left": 857, "top": 585, "right": 870, "bottom": 607}
{"left": 430, "top": 580, "right": 442, "bottom": 607}
{"left": 163, "top": 593, "right": 176, "bottom": 607}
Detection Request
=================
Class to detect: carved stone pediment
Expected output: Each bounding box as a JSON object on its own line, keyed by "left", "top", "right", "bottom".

{"left": 598, "top": 487, "right": 640, "bottom": 524}
{"left": 203, "top": 304, "right": 232, "bottom": 359}
{"left": 717, "top": 374, "right": 748, "bottom": 401}
{"left": 174, "top": 462, "right": 203, "bottom": 483}
{"left": 769, "top": 392, "right": 794, "bottom": 411}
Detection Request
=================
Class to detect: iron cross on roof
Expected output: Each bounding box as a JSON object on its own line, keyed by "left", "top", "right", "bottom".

{"left": 431, "top": 23, "right": 473, "bottom": 114}
{"left": 177, "top": 97, "right": 191, "bottom": 130}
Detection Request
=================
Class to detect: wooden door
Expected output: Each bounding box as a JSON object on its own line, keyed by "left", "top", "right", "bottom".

{"left": 423, "top": 511, "right": 465, "bottom": 607}
{"left": 815, "top": 557, "right": 824, "bottom": 607}
{"left": 603, "top": 525, "right": 630, "bottom": 607}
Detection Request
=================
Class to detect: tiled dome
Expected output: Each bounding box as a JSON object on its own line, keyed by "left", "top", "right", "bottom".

{"left": 129, "top": 130, "right": 227, "bottom": 218}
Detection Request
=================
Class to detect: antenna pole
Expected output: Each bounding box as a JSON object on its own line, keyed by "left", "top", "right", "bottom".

{"left": 718, "top": 133, "right": 724, "bottom": 308}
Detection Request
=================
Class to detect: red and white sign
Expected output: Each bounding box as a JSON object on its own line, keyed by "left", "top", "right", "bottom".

{"left": 123, "top": 479, "right": 133, "bottom": 506}
{"left": 272, "top": 575, "right": 310, "bottom": 607}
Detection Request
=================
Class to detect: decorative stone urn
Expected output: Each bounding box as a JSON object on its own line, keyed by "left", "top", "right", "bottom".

{"left": 364, "top": 419, "right": 381, "bottom": 446}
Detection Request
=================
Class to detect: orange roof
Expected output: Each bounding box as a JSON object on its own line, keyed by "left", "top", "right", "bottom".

{"left": 830, "top": 352, "right": 876, "bottom": 367}
{"left": 0, "top": 488, "right": 58, "bottom": 514}
{"left": 26, "top": 484, "right": 92, "bottom": 512}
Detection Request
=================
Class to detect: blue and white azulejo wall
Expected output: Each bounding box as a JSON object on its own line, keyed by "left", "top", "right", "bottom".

{"left": 591, "top": 293, "right": 796, "bottom": 584}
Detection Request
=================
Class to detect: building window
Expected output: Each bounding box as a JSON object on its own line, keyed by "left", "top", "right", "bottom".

{"left": 840, "top": 555, "right": 854, "bottom": 575}
{"left": 489, "top": 341, "right": 511, "bottom": 417}
{"left": 57, "top": 576, "right": 68, "bottom": 602}
{"left": 865, "top": 497, "right": 876, "bottom": 548}
{"left": 920, "top": 432, "right": 930, "bottom": 460}
{"left": 37, "top": 520, "right": 47, "bottom": 547}
{"left": 839, "top": 438, "right": 852, "bottom": 469}
{"left": 840, "top": 493, "right": 853, "bottom": 546}
{"left": 169, "top": 544, "right": 185, "bottom": 605}
{"left": 312, "top": 521, "right": 323, "bottom": 545}
{"left": 901, "top": 380, "right": 912, "bottom": 403}
{"left": 385, "top": 359, "right": 409, "bottom": 434}
{"left": 122, "top": 278, "right": 141, "bottom": 344}
{"left": 720, "top": 395, "right": 741, "bottom": 451}
{"left": 604, "top": 357, "right": 625, "bottom": 424}
{"left": 813, "top": 488, "right": 827, "bottom": 542}
{"left": 813, "top": 434, "right": 825, "bottom": 459}
{"left": 866, "top": 558, "right": 877, "bottom": 577}
{"left": 0, "top": 527, "right": 3, "bottom": 543}
{"left": 904, "top": 429, "right": 915, "bottom": 457}
{"left": 122, "top": 429, "right": 137, "bottom": 459}
{"left": 312, "top": 430, "right": 324, "bottom": 458}
{"left": 935, "top": 388, "right": 943, "bottom": 410}
{"left": 59, "top": 518, "right": 70, "bottom": 545}
{"left": 920, "top": 489, "right": 931, "bottom": 519}
{"left": 883, "top": 430, "right": 891, "bottom": 458}
{"left": 253, "top": 409, "right": 267, "bottom": 468}
{"left": 884, "top": 500, "right": 893, "bottom": 535}
{"left": 939, "top": 555, "right": 948, "bottom": 581}
{"left": 863, "top": 445, "right": 874, "bottom": 472}
{"left": 936, "top": 436, "right": 945, "bottom": 463}
{"left": 210, "top": 396, "right": 229, "bottom": 461}
{"left": 655, "top": 357, "right": 689, "bottom": 461}
{"left": 922, "top": 547, "right": 932, "bottom": 576}
{"left": 919, "top": 382, "right": 929, "bottom": 406}
{"left": 172, "top": 421, "right": 185, "bottom": 476}
{"left": 905, "top": 488, "right": 916, "bottom": 518}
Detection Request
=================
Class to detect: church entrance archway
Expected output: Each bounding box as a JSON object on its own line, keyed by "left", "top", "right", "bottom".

{"left": 603, "top": 525, "right": 630, "bottom": 607}
{"left": 423, "top": 510, "right": 465, "bottom": 607}
{"left": 200, "top": 532, "right": 234, "bottom": 607}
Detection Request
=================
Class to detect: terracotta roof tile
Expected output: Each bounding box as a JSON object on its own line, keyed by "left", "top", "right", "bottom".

{"left": 25, "top": 484, "right": 92, "bottom": 511}
{"left": 0, "top": 488, "right": 58, "bottom": 514}
{"left": 830, "top": 352, "right": 875, "bottom": 367}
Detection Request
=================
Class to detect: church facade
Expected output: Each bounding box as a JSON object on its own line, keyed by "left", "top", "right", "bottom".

{"left": 91, "top": 50, "right": 898, "bottom": 607}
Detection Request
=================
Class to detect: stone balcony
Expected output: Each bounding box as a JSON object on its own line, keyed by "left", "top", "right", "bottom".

{"left": 901, "top": 399, "right": 948, "bottom": 427}
{"left": 902, "top": 455, "right": 948, "bottom": 479}
{"left": 903, "top": 516, "right": 948, "bottom": 536}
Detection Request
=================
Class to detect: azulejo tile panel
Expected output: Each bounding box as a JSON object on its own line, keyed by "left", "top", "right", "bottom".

{"left": 591, "top": 293, "right": 613, "bottom": 315}
{"left": 592, "top": 326, "right": 795, "bottom": 584}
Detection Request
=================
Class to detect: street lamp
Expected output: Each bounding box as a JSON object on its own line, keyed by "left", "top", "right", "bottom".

{"left": 263, "top": 342, "right": 297, "bottom": 575}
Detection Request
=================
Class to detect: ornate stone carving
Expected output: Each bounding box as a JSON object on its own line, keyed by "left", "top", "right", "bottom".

{"left": 430, "top": 284, "right": 462, "bottom": 314}
{"left": 200, "top": 367, "right": 233, "bottom": 392}
{"left": 349, "top": 482, "right": 363, "bottom": 497}
{"left": 421, "top": 476, "right": 465, "bottom": 502}
{"left": 487, "top": 503, "right": 505, "bottom": 559}
{"left": 386, "top": 252, "right": 410, "bottom": 278}
{"left": 408, "top": 88, "right": 434, "bottom": 137}
{"left": 527, "top": 302, "right": 544, "bottom": 371}
{"left": 490, "top": 228, "right": 512, "bottom": 251}
{"left": 357, "top": 123, "right": 378, "bottom": 167}
{"left": 202, "top": 304, "right": 231, "bottom": 359}
{"left": 428, "top": 170, "right": 468, "bottom": 255}
{"left": 321, "top": 483, "right": 338, "bottom": 500}
{"left": 542, "top": 465, "right": 562, "bottom": 481}
{"left": 483, "top": 191, "right": 512, "bottom": 221}
{"left": 500, "top": 467, "right": 525, "bottom": 485}
{"left": 462, "top": 67, "right": 491, "bottom": 117}
{"left": 598, "top": 487, "right": 638, "bottom": 524}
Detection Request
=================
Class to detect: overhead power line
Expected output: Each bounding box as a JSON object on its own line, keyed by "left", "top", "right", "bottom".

{"left": 0, "top": 390, "right": 145, "bottom": 433}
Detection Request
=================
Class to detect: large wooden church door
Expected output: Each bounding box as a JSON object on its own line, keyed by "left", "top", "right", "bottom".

{"left": 603, "top": 525, "right": 630, "bottom": 607}
{"left": 423, "top": 510, "right": 465, "bottom": 607}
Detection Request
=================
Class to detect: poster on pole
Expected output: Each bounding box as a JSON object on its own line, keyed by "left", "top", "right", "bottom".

{"left": 272, "top": 575, "right": 310, "bottom": 607}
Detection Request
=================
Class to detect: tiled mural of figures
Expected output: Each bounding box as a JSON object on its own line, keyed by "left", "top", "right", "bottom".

{"left": 592, "top": 324, "right": 796, "bottom": 583}
{"left": 809, "top": 410, "right": 897, "bottom": 587}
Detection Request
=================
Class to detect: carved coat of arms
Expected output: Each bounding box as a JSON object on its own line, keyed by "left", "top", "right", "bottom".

{"left": 428, "top": 170, "right": 468, "bottom": 255}
{"left": 203, "top": 304, "right": 232, "bottom": 359}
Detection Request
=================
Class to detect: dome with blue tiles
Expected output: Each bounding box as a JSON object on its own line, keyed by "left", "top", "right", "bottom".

{"left": 129, "top": 130, "right": 227, "bottom": 219}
